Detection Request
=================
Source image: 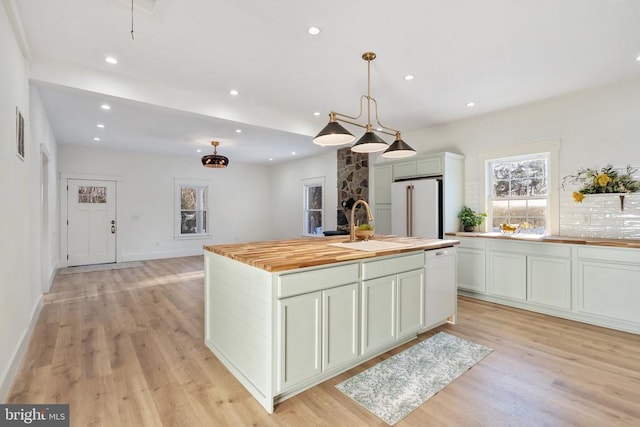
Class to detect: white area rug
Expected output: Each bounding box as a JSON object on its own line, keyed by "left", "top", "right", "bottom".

{"left": 336, "top": 332, "right": 492, "bottom": 425}
{"left": 58, "top": 261, "right": 144, "bottom": 275}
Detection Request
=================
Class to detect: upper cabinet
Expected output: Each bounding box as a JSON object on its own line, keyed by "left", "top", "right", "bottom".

{"left": 373, "top": 152, "right": 464, "bottom": 234}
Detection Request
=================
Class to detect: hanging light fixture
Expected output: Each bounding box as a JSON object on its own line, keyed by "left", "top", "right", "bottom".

{"left": 313, "top": 52, "right": 417, "bottom": 158}
{"left": 201, "top": 141, "right": 229, "bottom": 168}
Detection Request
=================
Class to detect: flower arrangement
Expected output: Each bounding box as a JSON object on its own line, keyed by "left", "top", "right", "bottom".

{"left": 562, "top": 164, "right": 639, "bottom": 202}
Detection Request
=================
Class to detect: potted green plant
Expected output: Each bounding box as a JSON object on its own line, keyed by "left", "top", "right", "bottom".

{"left": 457, "top": 206, "right": 487, "bottom": 232}
{"left": 354, "top": 223, "right": 374, "bottom": 241}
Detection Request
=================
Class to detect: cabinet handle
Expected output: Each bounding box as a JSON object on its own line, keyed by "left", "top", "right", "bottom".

{"left": 435, "top": 251, "right": 447, "bottom": 256}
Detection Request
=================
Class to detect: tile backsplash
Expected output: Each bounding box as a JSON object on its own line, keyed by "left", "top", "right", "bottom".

{"left": 559, "top": 193, "right": 640, "bottom": 239}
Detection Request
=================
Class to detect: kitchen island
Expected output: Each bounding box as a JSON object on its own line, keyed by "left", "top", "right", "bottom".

{"left": 204, "top": 235, "right": 459, "bottom": 413}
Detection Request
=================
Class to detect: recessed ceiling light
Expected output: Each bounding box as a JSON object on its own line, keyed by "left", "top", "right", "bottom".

{"left": 636, "top": 54, "right": 640, "bottom": 61}
{"left": 97, "top": 124, "right": 105, "bottom": 128}
{"left": 466, "top": 102, "right": 476, "bottom": 107}
{"left": 404, "top": 75, "right": 415, "bottom": 81}
{"left": 105, "top": 56, "right": 118, "bottom": 65}
{"left": 313, "top": 112, "right": 321, "bottom": 116}
{"left": 307, "top": 26, "right": 321, "bottom": 36}
{"left": 101, "top": 104, "right": 111, "bottom": 110}
{"left": 93, "top": 137, "right": 101, "bottom": 141}
{"left": 229, "top": 89, "right": 239, "bottom": 96}
{"left": 196, "top": 149, "right": 202, "bottom": 153}
{"left": 291, "top": 152, "right": 296, "bottom": 156}
{"left": 235, "top": 129, "right": 242, "bottom": 133}
{"left": 269, "top": 158, "right": 274, "bottom": 161}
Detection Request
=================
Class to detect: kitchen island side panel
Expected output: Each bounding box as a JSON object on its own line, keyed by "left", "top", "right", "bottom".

{"left": 205, "top": 251, "right": 273, "bottom": 409}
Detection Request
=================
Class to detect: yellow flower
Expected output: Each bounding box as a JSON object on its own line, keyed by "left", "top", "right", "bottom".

{"left": 572, "top": 191, "right": 585, "bottom": 203}
{"left": 595, "top": 173, "right": 612, "bottom": 187}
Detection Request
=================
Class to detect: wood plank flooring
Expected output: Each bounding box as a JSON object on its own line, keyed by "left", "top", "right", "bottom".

{"left": 8, "top": 256, "right": 640, "bottom": 426}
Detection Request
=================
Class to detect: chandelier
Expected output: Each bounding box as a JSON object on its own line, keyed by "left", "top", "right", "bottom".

{"left": 201, "top": 141, "right": 229, "bottom": 168}
{"left": 313, "top": 52, "right": 417, "bottom": 159}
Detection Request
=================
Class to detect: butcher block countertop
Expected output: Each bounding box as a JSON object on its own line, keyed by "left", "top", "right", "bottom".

{"left": 204, "top": 235, "right": 459, "bottom": 272}
{"left": 446, "top": 232, "right": 640, "bottom": 248}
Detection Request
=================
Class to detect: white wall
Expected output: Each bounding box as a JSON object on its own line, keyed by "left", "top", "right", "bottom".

{"left": 268, "top": 150, "right": 338, "bottom": 239}
{"left": 30, "top": 86, "right": 58, "bottom": 289}
{"left": 57, "top": 146, "right": 272, "bottom": 261}
{"left": 383, "top": 75, "right": 640, "bottom": 237}
{"left": 0, "top": 0, "right": 58, "bottom": 401}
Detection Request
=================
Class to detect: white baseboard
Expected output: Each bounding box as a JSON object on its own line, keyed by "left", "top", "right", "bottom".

{"left": 0, "top": 294, "right": 43, "bottom": 402}
{"left": 120, "top": 248, "right": 204, "bottom": 262}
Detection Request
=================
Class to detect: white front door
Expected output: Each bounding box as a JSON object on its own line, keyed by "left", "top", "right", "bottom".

{"left": 67, "top": 179, "right": 117, "bottom": 266}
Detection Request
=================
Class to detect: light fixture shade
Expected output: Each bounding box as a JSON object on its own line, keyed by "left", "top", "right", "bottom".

{"left": 381, "top": 138, "right": 417, "bottom": 159}
{"left": 201, "top": 141, "right": 229, "bottom": 168}
{"left": 313, "top": 121, "right": 355, "bottom": 146}
{"left": 350, "top": 131, "right": 388, "bottom": 153}
{"left": 201, "top": 154, "right": 229, "bottom": 168}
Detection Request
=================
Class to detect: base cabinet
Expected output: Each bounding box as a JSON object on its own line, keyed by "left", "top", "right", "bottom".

{"left": 361, "top": 276, "right": 397, "bottom": 354}
{"left": 457, "top": 237, "right": 640, "bottom": 335}
{"left": 277, "top": 292, "right": 322, "bottom": 391}
{"left": 456, "top": 237, "right": 486, "bottom": 293}
{"left": 322, "top": 283, "right": 359, "bottom": 371}
{"left": 397, "top": 269, "right": 425, "bottom": 339}
{"left": 527, "top": 255, "right": 571, "bottom": 309}
{"left": 577, "top": 246, "right": 640, "bottom": 326}
{"left": 278, "top": 283, "right": 359, "bottom": 393}
{"left": 207, "top": 246, "right": 458, "bottom": 414}
{"left": 488, "top": 251, "right": 527, "bottom": 301}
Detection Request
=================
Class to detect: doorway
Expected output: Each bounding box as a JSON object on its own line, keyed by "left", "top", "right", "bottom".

{"left": 66, "top": 179, "right": 117, "bottom": 266}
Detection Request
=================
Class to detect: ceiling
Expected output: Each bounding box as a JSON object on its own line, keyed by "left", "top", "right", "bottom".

{"left": 15, "top": 0, "right": 640, "bottom": 165}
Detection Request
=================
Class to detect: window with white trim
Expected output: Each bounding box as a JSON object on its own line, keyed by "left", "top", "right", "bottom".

{"left": 175, "top": 179, "right": 209, "bottom": 238}
{"left": 487, "top": 154, "right": 549, "bottom": 234}
{"left": 303, "top": 178, "right": 324, "bottom": 236}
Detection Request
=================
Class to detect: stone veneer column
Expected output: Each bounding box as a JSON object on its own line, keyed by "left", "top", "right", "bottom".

{"left": 336, "top": 148, "right": 369, "bottom": 232}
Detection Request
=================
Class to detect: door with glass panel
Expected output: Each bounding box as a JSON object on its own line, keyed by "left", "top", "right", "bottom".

{"left": 67, "top": 179, "right": 117, "bottom": 266}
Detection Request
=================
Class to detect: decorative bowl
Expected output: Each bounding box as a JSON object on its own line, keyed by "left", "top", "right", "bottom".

{"left": 354, "top": 229, "right": 374, "bottom": 241}
{"left": 499, "top": 223, "right": 520, "bottom": 235}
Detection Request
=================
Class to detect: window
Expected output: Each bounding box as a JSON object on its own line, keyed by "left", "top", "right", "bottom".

{"left": 488, "top": 154, "right": 548, "bottom": 234}
{"left": 175, "top": 179, "right": 209, "bottom": 238}
{"left": 481, "top": 139, "right": 559, "bottom": 235}
{"left": 303, "top": 178, "right": 324, "bottom": 236}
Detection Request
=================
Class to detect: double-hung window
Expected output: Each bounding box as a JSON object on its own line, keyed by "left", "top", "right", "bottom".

{"left": 488, "top": 154, "right": 549, "bottom": 234}
{"left": 482, "top": 139, "right": 559, "bottom": 235}
{"left": 303, "top": 177, "right": 324, "bottom": 236}
{"left": 175, "top": 179, "right": 209, "bottom": 238}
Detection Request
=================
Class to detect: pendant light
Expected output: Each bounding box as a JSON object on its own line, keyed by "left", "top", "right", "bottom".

{"left": 313, "top": 52, "right": 417, "bottom": 158}
{"left": 201, "top": 141, "right": 229, "bottom": 168}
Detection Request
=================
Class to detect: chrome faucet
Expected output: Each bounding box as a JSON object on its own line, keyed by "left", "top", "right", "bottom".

{"left": 349, "top": 199, "right": 374, "bottom": 242}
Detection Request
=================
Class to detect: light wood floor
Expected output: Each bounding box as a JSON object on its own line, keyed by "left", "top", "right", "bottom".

{"left": 8, "top": 256, "right": 640, "bottom": 426}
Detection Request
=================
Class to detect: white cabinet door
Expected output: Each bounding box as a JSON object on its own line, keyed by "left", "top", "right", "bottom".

{"left": 397, "top": 269, "right": 424, "bottom": 339}
{"left": 488, "top": 251, "right": 527, "bottom": 300}
{"left": 361, "top": 276, "right": 396, "bottom": 354}
{"left": 277, "top": 292, "right": 321, "bottom": 392}
{"left": 374, "top": 204, "right": 392, "bottom": 236}
{"left": 425, "top": 248, "right": 457, "bottom": 328}
{"left": 527, "top": 256, "right": 571, "bottom": 310}
{"left": 323, "top": 283, "right": 359, "bottom": 371}
{"left": 578, "top": 260, "right": 640, "bottom": 324}
{"left": 374, "top": 164, "right": 392, "bottom": 204}
{"left": 457, "top": 248, "right": 486, "bottom": 293}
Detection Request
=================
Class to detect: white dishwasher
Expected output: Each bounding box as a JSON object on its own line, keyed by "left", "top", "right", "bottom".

{"left": 424, "top": 247, "right": 457, "bottom": 329}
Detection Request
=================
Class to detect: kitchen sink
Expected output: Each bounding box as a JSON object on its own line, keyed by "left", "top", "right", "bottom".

{"left": 327, "top": 240, "right": 411, "bottom": 252}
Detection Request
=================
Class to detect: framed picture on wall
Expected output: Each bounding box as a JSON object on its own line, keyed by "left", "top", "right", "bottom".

{"left": 16, "top": 107, "right": 24, "bottom": 160}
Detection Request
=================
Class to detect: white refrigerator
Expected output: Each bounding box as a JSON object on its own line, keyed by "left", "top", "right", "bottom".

{"left": 391, "top": 178, "right": 442, "bottom": 239}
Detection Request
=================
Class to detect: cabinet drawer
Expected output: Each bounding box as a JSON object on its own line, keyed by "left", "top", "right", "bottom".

{"left": 456, "top": 237, "right": 486, "bottom": 250}
{"left": 362, "top": 252, "right": 424, "bottom": 280}
{"left": 416, "top": 158, "right": 442, "bottom": 176}
{"left": 277, "top": 263, "right": 359, "bottom": 298}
